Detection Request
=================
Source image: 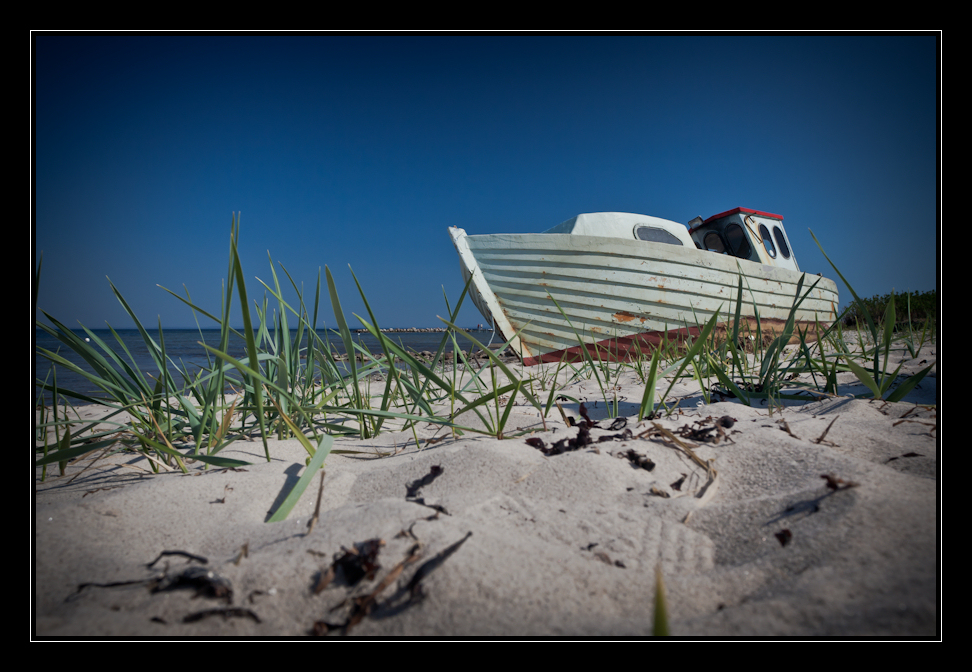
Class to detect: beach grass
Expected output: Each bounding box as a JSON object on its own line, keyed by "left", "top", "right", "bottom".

{"left": 34, "top": 217, "right": 936, "bottom": 522}
{"left": 35, "top": 215, "right": 541, "bottom": 516}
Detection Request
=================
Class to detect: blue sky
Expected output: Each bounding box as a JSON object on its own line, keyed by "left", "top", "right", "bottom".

{"left": 33, "top": 34, "right": 939, "bottom": 331}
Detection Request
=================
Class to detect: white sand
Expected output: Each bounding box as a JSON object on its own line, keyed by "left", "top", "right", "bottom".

{"left": 33, "top": 338, "right": 938, "bottom": 638}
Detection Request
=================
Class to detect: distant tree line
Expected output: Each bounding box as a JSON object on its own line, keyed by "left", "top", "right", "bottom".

{"left": 842, "top": 289, "right": 937, "bottom": 328}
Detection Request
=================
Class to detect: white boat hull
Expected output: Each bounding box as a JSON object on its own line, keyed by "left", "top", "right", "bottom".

{"left": 450, "top": 228, "right": 839, "bottom": 366}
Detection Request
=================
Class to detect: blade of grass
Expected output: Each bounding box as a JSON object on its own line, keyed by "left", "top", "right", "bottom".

{"left": 544, "top": 293, "right": 612, "bottom": 410}
{"left": 810, "top": 228, "right": 879, "bottom": 352}
{"left": 653, "top": 564, "right": 669, "bottom": 637}
{"left": 326, "top": 265, "right": 369, "bottom": 439}
{"left": 495, "top": 377, "right": 523, "bottom": 440}
{"left": 656, "top": 310, "right": 723, "bottom": 414}
{"left": 706, "top": 353, "right": 751, "bottom": 405}
{"left": 437, "top": 317, "right": 543, "bottom": 416}
{"left": 638, "top": 349, "right": 661, "bottom": 420}
{"left": 228, "top": 214, "right": 270, "bottom": 461}
{"left": 885, "top": 362, "right": 935, "bottom": 403}
{"left": 266, "top": 434, "right": 333, "bottom": 523}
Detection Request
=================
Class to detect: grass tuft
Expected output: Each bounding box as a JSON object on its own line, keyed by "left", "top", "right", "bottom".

{"left": 35, "top": 221, "right": 936, "bottom": 523}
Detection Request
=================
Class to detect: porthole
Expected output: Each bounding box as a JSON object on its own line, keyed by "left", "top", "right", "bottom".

{"left": 772, "top": 226, "right": 791, "bottom": 259}
{"left": 725, "top": 223, "right": 752, "bottom": 260}
{"left": 759, "top": 224, "right": 777, "bottom": 258}
{"left": 634, "top": 225, "right": 683, "bottom": 246}
{"left": 703, "top": 231, "right": 727, "bottom": 254}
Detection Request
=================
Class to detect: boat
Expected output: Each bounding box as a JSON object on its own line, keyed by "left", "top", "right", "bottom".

{"left": 448, "top": 207, "right": 839, "bottom": 366}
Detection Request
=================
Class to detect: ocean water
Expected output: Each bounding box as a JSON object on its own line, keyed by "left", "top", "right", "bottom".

{"left": 34, "top": 327, "right": 501, "bottom": 406}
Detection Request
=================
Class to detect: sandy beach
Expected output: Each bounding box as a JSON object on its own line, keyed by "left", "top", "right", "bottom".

{"left": 34, "top": 336, "right": 938, "bottom": 639}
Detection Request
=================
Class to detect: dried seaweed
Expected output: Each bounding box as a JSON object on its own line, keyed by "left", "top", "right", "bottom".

{"left": 72, "top": 551, "right": 220, "bottom": 603}
{"left": 312, "top": 565, "right": 336, "bottom": 595}
{"left": 331, "top": 539, "right": 385, "bottom": 587}
{"left": 146, "top": 550, "right": 208, "bottom": 568}
{"left": 597, "top": 428, "right": 633, "bottom": 443}
{"left": 314, "top": 532, "right": 472, "bottom": 635}
{"left": 404, "top": 465, "right": 450, "bottom": 515}
{"left": 210, "top": 484, "right": 233, "bottom": 504}
{"left": 406, "top": 465, "right": 443, "bottom": 498}
{"left": 820, "top": 473, "right": 859, "bottom": 491}
{"left": 151, "top": 566, "right": 233, "bottom": 602}
{"left": 525, "top": 425, "right": 593, "bottom": 456}
{"left": 578, "top": 403, "right": 595, "bottom": 428}
{"left": 343, "top": 542, "right": 423, "bottom": 632}
{"left": 72, "top": 578, "right": 158, "bottom": 599}
{"left": 402, "top": 531, "right": 473, "bottom": 602}
{"left": 813, "top": 416, "right": 839, "bottom": 446}
{"left": 673, "top": 415, "right": 736, "bottom": 444}
{"left": 608, "top": 417, "right": 628, "bottom": 431}
{"left": 233, "top": 542, "right": 249, "bottom": 566}
{"left": 182, "top": 607, "right": 261, "bottom": 624}
{"left": 886, "top": 451, "right": 923, "bottom": 463}
{"left": 623, "top": 449, "right": 655, "bottom": 471}
{"left": 778, "top": 418, "right": 799, "bottom": 439}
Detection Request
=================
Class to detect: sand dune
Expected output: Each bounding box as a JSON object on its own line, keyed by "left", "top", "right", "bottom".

{"left": 34, "top": 339, "right": 938, "bottom": 638}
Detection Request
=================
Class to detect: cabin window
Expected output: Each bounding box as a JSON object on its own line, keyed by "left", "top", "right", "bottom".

{"left": 703, "top": 231, "right": 727, "bottom": 254}
{"left": 725, "top": 223, "right": 752, "bottom": 260}
{"left": 634, "top": 225, "right": 683, "bottom": 246}
{"left": 772, "top": 226, "right": 791, "bottom": 259}
{"left": 759, "top": 224, "right": 777, "bottom": 258}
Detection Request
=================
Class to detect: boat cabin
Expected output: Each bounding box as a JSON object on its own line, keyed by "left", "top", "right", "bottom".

{"left": 687, "top": 207, "right": 800, "bottom": 272}
{"left": 543, "top": 212, "right": 696, "bottom": 247}
{"left": 541, "top": 208, "right": 801, "bottom": 273}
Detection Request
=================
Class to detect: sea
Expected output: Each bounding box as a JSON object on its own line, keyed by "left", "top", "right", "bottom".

{"left": 34, "top": 327, "right": 502, "bottom": 407}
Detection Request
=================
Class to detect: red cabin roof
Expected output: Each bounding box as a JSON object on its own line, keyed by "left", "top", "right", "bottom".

{"left": 690, "top": 207, "right": 784, "bottom": 234}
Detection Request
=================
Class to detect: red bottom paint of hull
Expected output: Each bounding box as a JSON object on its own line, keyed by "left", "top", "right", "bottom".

{"left": 519, "top": 318, "right": 826, "bottom": 367}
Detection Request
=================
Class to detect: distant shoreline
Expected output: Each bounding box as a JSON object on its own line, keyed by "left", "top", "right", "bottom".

{"left": 34, "top": 326, "right": 493, "bottom": 334}
{"left": 352, "top": 326, "right": 492, "bottom": 334}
